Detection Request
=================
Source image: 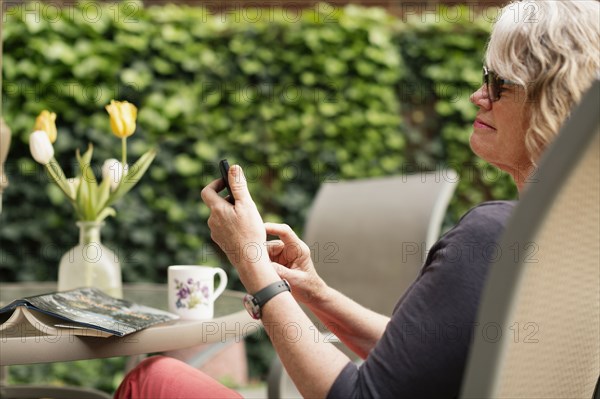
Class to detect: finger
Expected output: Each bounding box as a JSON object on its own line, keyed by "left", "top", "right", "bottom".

{"left": 266, "top": 239, "right": 284, "bottom": 250}
{"left": 271, "top": 263, "right": 304, "bottom": 292}
{"left": 206, "top": 177, "right": 226, "bottom": 192}
{"left": 264, "top": 222, "right": 301, "bottom": 245}
{"left": 271, "top": 262, "right": 291, "bottom": 279}
{"left": 201, "top": 178, "right": 227, "bottom": 205}
{"left": 228, "top": 165, "right": 253, "bottom": 203}
{"left": 266, "top": 240, "right": 285, "bottom": 258}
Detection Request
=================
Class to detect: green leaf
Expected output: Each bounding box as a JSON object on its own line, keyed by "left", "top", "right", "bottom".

{"left": 76, "top": 144, "right": 99, "bottom": 219}
{"left": 76, "top": 144, "right": 94, "bottom": 176}
{"left": 96, "top": 177, "right": 112, "bottom": 214}
{"left": 107, "top": 148, "right": 157, "bottom": 205}
{"left": 96, "top": 207, "right": 116, "bottom": 223}
{"left": 76, "top": 174, "right": 91, "bottom": 220}
{"left": 45, "top": 159, "right": 75, "bottom": 201}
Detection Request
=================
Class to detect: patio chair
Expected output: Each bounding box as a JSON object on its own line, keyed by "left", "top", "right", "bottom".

{"left": 461, "top": 78, "right": 600, "bottom": 398}
{"left": 268, "top": 169, "right": 459, "bottom": 398}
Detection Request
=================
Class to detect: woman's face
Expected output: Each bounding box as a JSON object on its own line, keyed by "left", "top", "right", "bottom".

{"left": 469, "top": 82, "right": 533, "bottom": 191}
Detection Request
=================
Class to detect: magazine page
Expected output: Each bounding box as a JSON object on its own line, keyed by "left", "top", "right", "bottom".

{"left": 22, "top": 287, "right": 179, "bottom": 337}
{"left": 23, "top": 308, "right": 114, "bottom": 337}
{"left": 0, "top": 306, "right": 26, "bottom": 331}
{"left": 0, "top": 299, "right": 28, "bottom": 315}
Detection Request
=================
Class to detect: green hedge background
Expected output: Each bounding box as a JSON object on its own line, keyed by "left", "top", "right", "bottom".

{"left": 1, "top": 0, "right": 517, "bottom": 392}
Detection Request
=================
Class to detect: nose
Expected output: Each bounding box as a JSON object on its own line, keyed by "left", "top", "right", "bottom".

{"left": 470, "top": 85, "right": 492, "bottom": 110}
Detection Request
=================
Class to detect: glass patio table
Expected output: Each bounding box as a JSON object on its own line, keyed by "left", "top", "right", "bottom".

{"left": 0, "top": 282, "right": 256, "bottom": 366}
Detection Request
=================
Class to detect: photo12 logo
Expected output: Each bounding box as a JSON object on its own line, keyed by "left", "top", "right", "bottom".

{"left": 3, "top": 82, "right": 140, "bottom": 105}
{"left": 194, "top": 1, "right": 340, "bottom": 24}
{"left": 2, "top": 1, "right": 141, "bottom": 24}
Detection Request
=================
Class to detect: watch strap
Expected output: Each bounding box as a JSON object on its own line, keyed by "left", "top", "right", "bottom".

{"left": 252, "top": 280, "right": 291, "bottom": 308}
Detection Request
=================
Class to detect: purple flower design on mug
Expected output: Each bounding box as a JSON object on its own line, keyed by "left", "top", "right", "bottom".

{"left": 174, "top": 278, "right": 210, "bottom": 309}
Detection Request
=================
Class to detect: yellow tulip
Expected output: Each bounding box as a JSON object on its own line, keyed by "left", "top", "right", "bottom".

{"left": 34, "top": 110, "right": 57, "bottom": 143}
{"left": 105, "top": 100, "right": 137, "bottom": 138}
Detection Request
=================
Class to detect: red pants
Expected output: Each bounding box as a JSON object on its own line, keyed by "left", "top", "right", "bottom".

{"left": 114, "top": 356, "right": 243, "bottom": 399}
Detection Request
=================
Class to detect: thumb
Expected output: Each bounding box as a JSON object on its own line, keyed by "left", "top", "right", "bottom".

{"left": 266, "top": 240, "right": 285, "bottom": 258}
{"left": 228, "top": 165, "right": 252, "bottom": 203}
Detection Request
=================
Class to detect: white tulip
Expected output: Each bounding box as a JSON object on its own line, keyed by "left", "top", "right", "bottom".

{"left": 29, "top": 130, "right": 54, "bottom": 165}
{"left": 102, "top": 158, "right": 128, "bottom": 191}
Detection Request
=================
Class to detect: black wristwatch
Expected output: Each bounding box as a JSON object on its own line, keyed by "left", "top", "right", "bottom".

{"left": 243, "top": 280, "right": 291, "bottom": 320}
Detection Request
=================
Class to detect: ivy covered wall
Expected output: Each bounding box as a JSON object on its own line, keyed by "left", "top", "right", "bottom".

{"left": 1, "top": 2, "right": 515, "bottom": 286}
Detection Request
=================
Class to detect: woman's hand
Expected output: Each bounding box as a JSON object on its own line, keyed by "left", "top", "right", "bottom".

{"left": 201, "top": 165, "right": 279, "bottom": 292}
{"left": 265, "top": 223, "right": 328, "bottom": 306}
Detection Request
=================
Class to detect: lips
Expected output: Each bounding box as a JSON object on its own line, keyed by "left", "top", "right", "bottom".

{"left": 474, "top": 118, "right": 496, "bottom": 130}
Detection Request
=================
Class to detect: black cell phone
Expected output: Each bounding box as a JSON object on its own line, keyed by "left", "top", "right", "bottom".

{"left": 219, "top": 159, "right": 235, "bottom": 204}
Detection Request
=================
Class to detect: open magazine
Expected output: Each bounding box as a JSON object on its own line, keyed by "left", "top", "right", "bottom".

{"left": 0, "top": 287, "right": 179, "bottom": 338}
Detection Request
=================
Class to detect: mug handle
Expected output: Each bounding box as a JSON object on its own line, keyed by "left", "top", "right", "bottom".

{"left": 212, "top": 268, "right": 228, "bottom": 303}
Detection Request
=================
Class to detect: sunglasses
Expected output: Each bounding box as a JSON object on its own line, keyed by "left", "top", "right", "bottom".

{"left": 483, "top": 66, "right": 518, "bottom": 102}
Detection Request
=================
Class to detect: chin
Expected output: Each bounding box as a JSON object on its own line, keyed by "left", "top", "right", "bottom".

{"left": 469, "top": 134, "right": 492, "bottom": 163}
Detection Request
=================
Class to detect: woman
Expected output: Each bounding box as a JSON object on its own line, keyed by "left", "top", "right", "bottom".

{"left": 116, "top": 1, "right": 600, "bottom": 397}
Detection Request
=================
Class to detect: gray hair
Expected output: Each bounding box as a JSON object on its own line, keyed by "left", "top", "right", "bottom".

{"left": 486, "top": 0, "right": 600, "bottom": 162}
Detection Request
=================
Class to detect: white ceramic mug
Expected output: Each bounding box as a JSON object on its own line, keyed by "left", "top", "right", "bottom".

{"left": 168, "top": 265, "right": 228, "bottom": 319}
